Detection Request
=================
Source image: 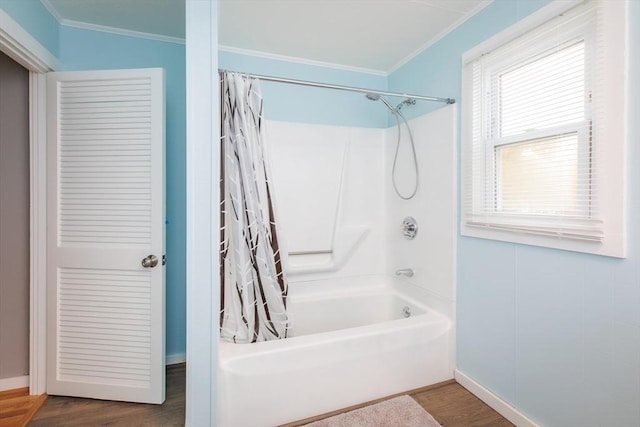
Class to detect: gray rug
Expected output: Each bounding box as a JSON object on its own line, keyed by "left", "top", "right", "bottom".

{"left": 303, "top": 395, "right": 441, "bottom": 427}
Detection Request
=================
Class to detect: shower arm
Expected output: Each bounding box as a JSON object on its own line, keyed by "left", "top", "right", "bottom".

{"left": 218, "top": 69, "right": 455, "bottom": 104}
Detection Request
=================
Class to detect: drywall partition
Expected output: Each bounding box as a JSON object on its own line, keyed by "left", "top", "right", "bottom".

{"left": 0, "top": 50, "right": 29, "bottom": 385}
{"left": 389, "top": 0, "right": 640, "bottom": 425}
{"left": 185, "top": 0, "right": 218, "bottom": 424}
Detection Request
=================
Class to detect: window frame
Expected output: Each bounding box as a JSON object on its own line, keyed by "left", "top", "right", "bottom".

{"left": 461, "top": 0, "right": 627, "bottom": 258}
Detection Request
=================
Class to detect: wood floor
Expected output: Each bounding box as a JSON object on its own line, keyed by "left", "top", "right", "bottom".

{"left": 410, "top": 381, "right": 514, "bottom": 427}
{"left": 286, "top": 380, "right": 514, "bottom": 427}
{"left": 7, "top": 363, "right": 512, "bottom": 426}
{"left": 28, "top": 364, "right": 185, "bottom": 426}
{"left": 0, "top": 388, "right": 46, "bottom": 427}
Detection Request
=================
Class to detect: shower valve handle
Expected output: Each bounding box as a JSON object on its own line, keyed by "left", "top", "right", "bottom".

{"left": 402, "top": 217, "right": 418, "bottom": 239}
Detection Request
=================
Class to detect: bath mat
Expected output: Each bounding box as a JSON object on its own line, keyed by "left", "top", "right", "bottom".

{"left": 302, "top": 395, "right": 441, "bottom": 427}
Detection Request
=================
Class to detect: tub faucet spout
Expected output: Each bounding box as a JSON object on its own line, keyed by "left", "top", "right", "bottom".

{"left": 395, "top": 268, "right": 414, "bottom": 277}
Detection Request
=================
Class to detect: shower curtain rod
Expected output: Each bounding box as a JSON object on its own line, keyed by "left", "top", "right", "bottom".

{"left": 219, "top": 69, "right": 455, "bottom": 104}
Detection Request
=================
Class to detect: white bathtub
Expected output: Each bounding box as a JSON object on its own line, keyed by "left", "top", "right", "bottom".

{"left": 217, "top": 275, "right": 454, "bottom": 427}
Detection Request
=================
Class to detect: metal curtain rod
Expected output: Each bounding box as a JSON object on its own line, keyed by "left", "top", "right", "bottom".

{"left": 219, "top": 69, "right": 455, "bottom": 104}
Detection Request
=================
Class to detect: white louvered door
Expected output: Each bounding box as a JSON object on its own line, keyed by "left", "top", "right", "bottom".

{"left": 46, "top": 68, "right": 165, "bottom": 404}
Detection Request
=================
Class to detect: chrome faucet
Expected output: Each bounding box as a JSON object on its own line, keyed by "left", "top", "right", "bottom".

{"left": 395, "top": 268, "right": 414, "bottom": 277}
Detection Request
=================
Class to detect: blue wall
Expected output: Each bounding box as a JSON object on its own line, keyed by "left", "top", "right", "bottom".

{"left": 390, "top": 1, "right": 640, "bottom": 425}
{"left": 0, "top": 0, "right": 59, "bottom": 57}
{"left": 59, "top": 26, "right": 187, "bottom": 360}
{"left": 6, "top": 3, "right": 639, "bottom": 424}
{"left": 220, "top": 50, "right": 389, "bottom": 128}
{"left": 0, "top": 0, "right": 390, "bottom": 360}
{"left": 389, "top": 0, "right": 554, "bottom": 120}
{"left": 0, "top": 0, "right": 188, "bottom": 359}
{"left": 0, "top": 1, "right": 187, "bottom": 360}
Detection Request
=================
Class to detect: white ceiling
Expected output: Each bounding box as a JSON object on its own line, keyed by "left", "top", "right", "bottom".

{"left": 43, "top": 0, "right": 489, "bottom": 74}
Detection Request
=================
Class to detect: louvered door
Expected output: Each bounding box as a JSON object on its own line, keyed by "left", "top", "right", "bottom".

{"left": 46, "top": 68, "right": 165, "bottom": 404}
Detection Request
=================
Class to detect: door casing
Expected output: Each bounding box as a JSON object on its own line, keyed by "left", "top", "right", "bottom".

{"left": 0, "top": 9, "right": 59, "bottom": 395}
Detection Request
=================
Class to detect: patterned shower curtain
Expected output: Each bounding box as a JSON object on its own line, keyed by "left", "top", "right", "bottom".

{"left": 219, "top": 72, "right": 289, "bottom": 343}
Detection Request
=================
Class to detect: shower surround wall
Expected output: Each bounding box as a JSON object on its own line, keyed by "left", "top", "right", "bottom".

{"left": 384, "top": 105, "right": 457, "bottom": 318}
{"left": 265, "top": 104, "right": 456, "bottom": 319}
{"left": 267, "top": 121, "right": 386, "bottom": 277}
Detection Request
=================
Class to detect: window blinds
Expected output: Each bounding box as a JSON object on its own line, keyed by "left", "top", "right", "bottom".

{"left": 463, "top": 0, "right": 603, "bottom": 241}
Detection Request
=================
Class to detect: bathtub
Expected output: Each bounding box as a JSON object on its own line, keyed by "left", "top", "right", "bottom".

{"left": 217, "top": 275, "right": 453, "bottom": 427}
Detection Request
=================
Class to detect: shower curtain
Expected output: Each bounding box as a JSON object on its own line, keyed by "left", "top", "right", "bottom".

{"left": 219, "top": 72, "right": 289, "bottom": 343}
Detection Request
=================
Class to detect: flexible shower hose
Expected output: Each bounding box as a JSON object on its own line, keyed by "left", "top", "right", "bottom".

{"left": 390, "top": 109, "right": 419, "bottom": 200}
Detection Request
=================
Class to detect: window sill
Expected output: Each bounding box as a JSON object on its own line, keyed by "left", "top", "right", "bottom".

{"left": 461, "top": 222, "right": 625, "bottom": 258}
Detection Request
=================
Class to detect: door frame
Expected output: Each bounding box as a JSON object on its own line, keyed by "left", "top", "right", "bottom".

{"left": 1, "top": 7, "right": 220, "bottom": 421}
{"left": 0, "top": 9, "right": 60, "bottom": 395}
{"left": 185, "top": 1, "right": 219, "bottom": 425}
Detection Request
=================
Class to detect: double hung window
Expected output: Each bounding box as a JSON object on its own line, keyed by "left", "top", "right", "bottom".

{"left": 461, "top": 0, "right": 627, "bottom": 257}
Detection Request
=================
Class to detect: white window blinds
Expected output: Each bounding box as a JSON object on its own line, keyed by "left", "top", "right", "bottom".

{"left": 464, "top": 0, "right": 601, "bottom": 241}
{"left": 461, "top": 0, "right": 627, "bottom": 257}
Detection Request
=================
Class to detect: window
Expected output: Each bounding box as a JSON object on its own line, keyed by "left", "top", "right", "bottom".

{"left": 461, "top": 0, "right": 627, "bottom": 257}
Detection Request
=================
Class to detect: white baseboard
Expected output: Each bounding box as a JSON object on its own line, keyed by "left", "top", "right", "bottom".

{"left": 0, "top": 375, "right": 29, "bottom": 392}
{"left": 166, "top": 353, "right": 186, "bottom": 365}
{"left": 455, "top": 370, "right": 539, "bottom": 427}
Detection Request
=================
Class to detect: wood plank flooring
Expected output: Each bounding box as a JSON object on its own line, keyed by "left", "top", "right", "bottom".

{"left": 0, "top": 388, "right": 47, "bottom": 427}
{"left": 411, "top": 381, "right": 514, "bottom": 427}
{"left": 28, "top": 364, "right": 185, "bottom": 426}
{"left": 21, "top": 363, "right": 512, "bottom": 426}
{"left": 285, "top": 380, "right": 514, "bottom": 427}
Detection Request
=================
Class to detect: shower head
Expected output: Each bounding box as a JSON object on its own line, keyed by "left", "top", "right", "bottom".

{"left": 365, "top": 93, "right": 396, "bottom": 113}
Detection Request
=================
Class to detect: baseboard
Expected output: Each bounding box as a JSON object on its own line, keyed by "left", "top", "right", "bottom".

{"left": 0, "top": 375, "right": 29, "bottom": 392}
{"left": 454, "top": 370, "right": 539, "bottom": 427}
{"left": 166, "top": 353, "right": 186, "bottom": 365}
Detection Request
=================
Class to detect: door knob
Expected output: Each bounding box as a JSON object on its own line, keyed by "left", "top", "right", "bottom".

{"left": 141, "top": 254, "right": 158, "bottom": 268}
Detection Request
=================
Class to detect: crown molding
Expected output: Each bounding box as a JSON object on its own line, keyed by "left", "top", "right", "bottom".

{"left": 219, "top": 45, "right": 388, "bottom": 77}
{"left": 40, "top": 0, "right": 64, "bottom": 23}
{"left": 40, "top": 1, "right": 184, "bottom": 45}
{"left": 60, "top": 19, "right": 185, "bottom": 44}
